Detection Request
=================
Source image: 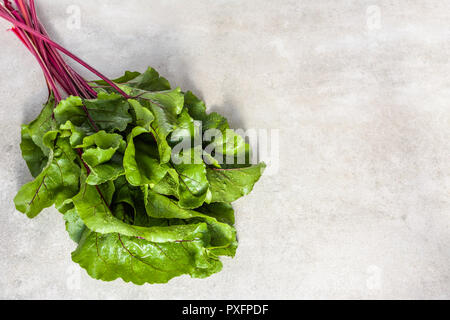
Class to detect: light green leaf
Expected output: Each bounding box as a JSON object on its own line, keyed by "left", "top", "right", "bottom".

{"left": 95, "top": 68, "right": 171, "bottom": 93}
{"left": 210, "top": 129, "right": 247, "bottom": 156}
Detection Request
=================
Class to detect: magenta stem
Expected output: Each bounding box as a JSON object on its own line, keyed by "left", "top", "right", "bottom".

{"left": 0, "top": 8, "right": 130, "bottom": 98}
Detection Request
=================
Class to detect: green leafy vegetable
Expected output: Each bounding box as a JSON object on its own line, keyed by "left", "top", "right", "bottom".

{"left": 3, "top": 0, "right": 265, "bottom": 285}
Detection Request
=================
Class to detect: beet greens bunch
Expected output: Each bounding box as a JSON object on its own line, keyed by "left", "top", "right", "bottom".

{"left": 1, "top": 0, "right": 265, "bottom": 284}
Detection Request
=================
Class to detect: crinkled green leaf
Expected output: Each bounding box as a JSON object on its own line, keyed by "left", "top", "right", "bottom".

{"left": 113, "top": 178, "right": 159, "bottom": 227}
{"left": 83, "top": 92, "right": 132, "bottom": 132}
{"left": 59, "top": 120, "right": 89, "bottom": 147}
{"left": 138, "top": 88, "right": 184, "bottom": 163}
{"left": 124, "top": 126, "right": 170, "bottom": 186}
{"left": 80, "top": 131, "right": 125, "bottom": 163}
{"left": 94, "top": 68, "right": 171, "bottom": 95}
{"left": 79, "top": 131, "right": 126, "bottom": 185}
{"left": 85, "top": 154, "right": 124, "bottom": 185}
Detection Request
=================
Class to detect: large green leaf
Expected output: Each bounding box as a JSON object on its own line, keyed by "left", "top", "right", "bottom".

{"left": 182, "top": 91, "right": 248, "bottom": 164}
{"left": 72, "top": 230, "right": 222, "bottom": 285}
{"left": 207, "top": 163, "right": 266, "bottom": 203}
{"left": 202, "top": 112, "right": 230, "bottom": 133}
{"left": 83, "top": 92, "right": 132, "bottom": 132}
{"left": 208, "top": 129, "right": 247, "bottom": 157}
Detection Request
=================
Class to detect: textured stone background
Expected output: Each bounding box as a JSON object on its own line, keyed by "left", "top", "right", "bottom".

{"left": 0, "top": 0, "right": 449, "bottom": 299}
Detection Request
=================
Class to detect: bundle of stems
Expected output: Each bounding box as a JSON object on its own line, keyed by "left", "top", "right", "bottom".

{"left": 0, "top": 0, "right": 128, "bottom": 103}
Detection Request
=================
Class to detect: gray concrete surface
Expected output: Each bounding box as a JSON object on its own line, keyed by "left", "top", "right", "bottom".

{"left": 0, "top": 0, "right": 449, "bottom": 299}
